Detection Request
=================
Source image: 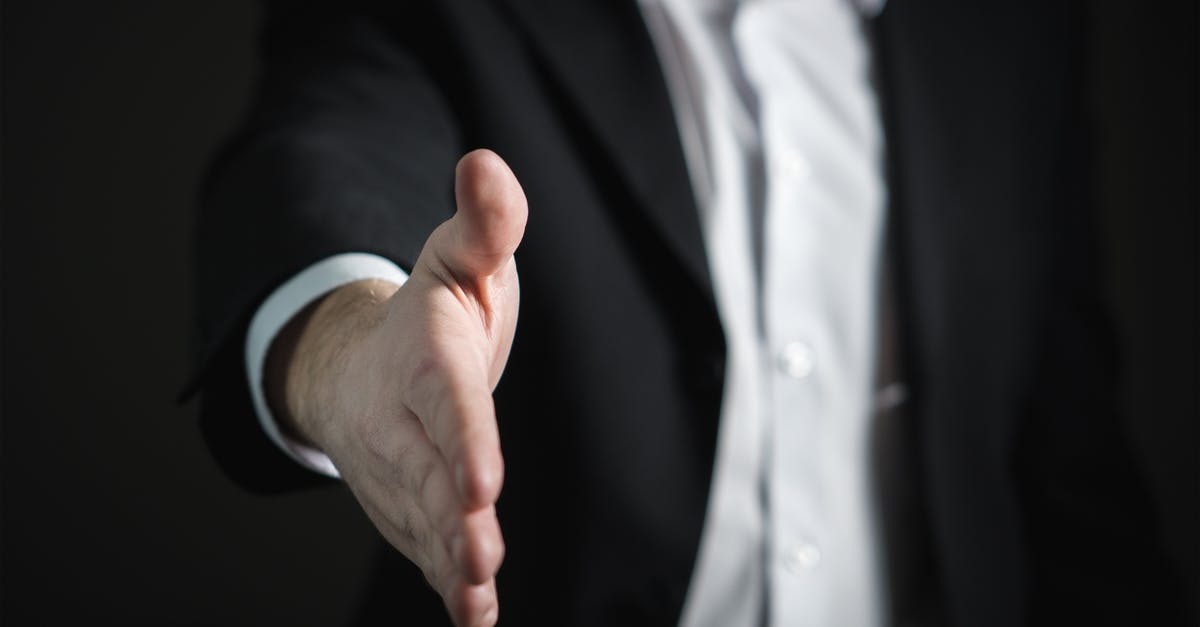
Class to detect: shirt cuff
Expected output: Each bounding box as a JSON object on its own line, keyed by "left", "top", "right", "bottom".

{"left": 244, "top": 253, "right": 410, "bottom": 477}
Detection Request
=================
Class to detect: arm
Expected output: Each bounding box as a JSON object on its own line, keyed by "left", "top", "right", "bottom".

{"left": 193, "top": 5, "right": 521, "bottom": 625}
{"left": 194, "top": 4, "right": 462, "bottom": 490}
{"left": 263, "top": 152, "right": 525, "bottom": 627}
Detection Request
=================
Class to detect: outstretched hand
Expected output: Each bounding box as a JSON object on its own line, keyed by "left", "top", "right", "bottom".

{"left": 268, "top": 149, "right": 527, "bottom": 627}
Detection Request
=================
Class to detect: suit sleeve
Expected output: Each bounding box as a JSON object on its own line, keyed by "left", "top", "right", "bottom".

{"left": 190, "top": 1, "right": 462, "bottom": 492}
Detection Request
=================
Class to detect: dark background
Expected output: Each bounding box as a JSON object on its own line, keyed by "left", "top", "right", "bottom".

{"left": 1, "top": 2, "right": 1195, "bottom": 624}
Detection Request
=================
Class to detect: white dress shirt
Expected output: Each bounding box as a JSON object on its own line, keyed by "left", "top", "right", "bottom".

{"left": 245, "top": 1, "right": 888, "bottom": 625}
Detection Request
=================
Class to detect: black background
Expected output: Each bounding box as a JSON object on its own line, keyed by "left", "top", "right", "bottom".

{"left": 2, "top": 2, "right": 1195, "bottom": 624}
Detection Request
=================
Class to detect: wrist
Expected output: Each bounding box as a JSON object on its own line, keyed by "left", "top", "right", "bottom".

{"left": 266, "top": 279, "right": 400, "bottom": 451}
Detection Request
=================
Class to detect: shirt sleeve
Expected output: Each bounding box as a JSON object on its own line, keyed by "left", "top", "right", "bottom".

{"left": 243, "top": 252, "right": 410, "bottom": 477}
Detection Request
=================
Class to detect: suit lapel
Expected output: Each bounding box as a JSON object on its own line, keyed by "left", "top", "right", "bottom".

{"left": 496, "top": 0, "right": 714, "bottom": 301}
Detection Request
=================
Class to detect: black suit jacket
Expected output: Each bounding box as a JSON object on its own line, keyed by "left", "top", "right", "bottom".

{"left": 193, "top": 1, "right": 1186, "bottom": 625}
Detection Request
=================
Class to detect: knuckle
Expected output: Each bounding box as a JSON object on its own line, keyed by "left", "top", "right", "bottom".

{"left": 390, "top": 450, "right": 455, "bottom": 539}
{"left": 371, "top": 502, "right": 426, "bottom": 570}
{"left": 389, "top": 509, "right": 441, "bottom": 580}
{"left": 389, "top": 440, "right": 425, "bottom": 493}
{"left": 394, "top": 506, "right": 421, "bottom": 546}
{"left": 408, "top": 352, "right": 446, "bottom": 392}
{"left": 414, "top": 455, "right": 442, "bottom": 508}
{"left": 359, "top": 417, "right": 392, "bottom": 463}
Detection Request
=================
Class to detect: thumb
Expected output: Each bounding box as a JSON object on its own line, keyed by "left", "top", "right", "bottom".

{"left": 439, "top": 149, "right": 528, "bottom": 281}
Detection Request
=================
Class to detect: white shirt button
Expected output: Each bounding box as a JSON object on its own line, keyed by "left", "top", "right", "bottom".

{"left": 777, "top": 341, "right": 815, "bottom": 379}
{"left": 783, "top": 541, "right": 822, "bottom": 574}
{"left": 778, "top": 149, "right": 812, "bottom": 182}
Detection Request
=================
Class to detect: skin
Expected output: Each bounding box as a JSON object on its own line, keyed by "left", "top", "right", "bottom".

{"left": 265, "top": 149, "right": 526, "bottom": 627}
